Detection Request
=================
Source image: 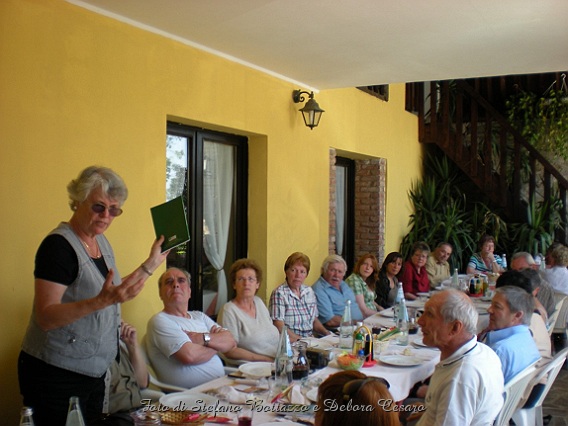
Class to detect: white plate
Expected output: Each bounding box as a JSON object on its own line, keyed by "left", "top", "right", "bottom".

{"left": 258, "top": 422, "right": 299, "bottom": 426}
{"left": 379, "top": 308, "right": 394, "bottom": 318}
{"left": 412, "top": 337, "right": 438, "bottom": 349}
{"left": 379, "top": 355, "right": 422, "bottom": 367}
{"left": 238, "top": 361, "right": 273, "bottom": 378}
{"left": 306, "top": 388, "right": 318, "bottom": 402}
{"left": 412, "top": 337, "right": 429, "bottom": 347}
{"left": 159, "top": 391, "right": 218, "bottom": 410}
{"left": 416, "top": 292, "right": 430, "bottom": 298}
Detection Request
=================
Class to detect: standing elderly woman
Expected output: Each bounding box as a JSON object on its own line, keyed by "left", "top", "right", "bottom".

{"left": 345, "top": 254, "right": 380, "bottom": 318}
{"left": 401, "top": 241, "right": 431, "bottom": 300}
{"left": 376, "top": 252, "right": 403, "bottom": 310}
{"left": 18, "top": 166, "right": 167, "bottom": 426}
{"left": 218, "top": 259, "right": 280, "bottom": 363}
{"left": 269, "top": 252, "right": 331, "bottom": 342}
{"left": 466, "top": 234, "right": 505, "bottom": 275}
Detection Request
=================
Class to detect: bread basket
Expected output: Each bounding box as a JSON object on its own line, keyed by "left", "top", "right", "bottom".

{"left": 160, "top": 410, "right": 208, "bottom": 425}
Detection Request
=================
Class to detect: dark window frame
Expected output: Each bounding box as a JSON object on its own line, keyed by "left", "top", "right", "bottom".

{"left": 166, "top": 122, "right": 248, "bottom": 311}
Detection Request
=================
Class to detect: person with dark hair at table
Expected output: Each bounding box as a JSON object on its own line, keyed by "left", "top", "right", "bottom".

{"left": 375, "top": 252, "right": 403, "bottom": 310}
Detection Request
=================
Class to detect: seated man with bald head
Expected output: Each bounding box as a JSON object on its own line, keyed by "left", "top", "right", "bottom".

{"left": 146, "top": 268, "right": 236, "bottom": 388}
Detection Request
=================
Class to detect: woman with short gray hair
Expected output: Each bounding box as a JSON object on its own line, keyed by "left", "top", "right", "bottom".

{"left": 18, "top": 166, "right": 169, "bottom": 425}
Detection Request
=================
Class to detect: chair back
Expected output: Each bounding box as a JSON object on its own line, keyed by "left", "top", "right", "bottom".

{"left": 493, "top": 362, "right": 538, "bottom": 426}
{"left": 525, "top": 347, "right": 568, "bottom": 410}
{"left": 552, "top": 295, "right": 568, "bottom": 334}
{"left": 140, "top": 335, "right": 188, "bottom": 393}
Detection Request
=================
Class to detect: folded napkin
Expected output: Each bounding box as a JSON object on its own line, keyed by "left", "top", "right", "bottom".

{"left": 288, "top": 385, "right": 309, "bottom": 405}
{"left": 220, "top": 386, "right": 250, "bottom": 404}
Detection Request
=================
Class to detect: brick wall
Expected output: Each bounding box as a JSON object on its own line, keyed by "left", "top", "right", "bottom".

{"left": 354, "top": 158, "right": 386, "bottom": 264}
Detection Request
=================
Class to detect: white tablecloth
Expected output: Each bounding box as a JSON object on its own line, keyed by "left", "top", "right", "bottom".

{"left": 316, "top": 333, "right": 440, "bottom": 401}
{"left": 365, "top": 297, "right": 491, "bottom": 333}
{"left": 154, "top": 333, "right": 441, "bottom": 425}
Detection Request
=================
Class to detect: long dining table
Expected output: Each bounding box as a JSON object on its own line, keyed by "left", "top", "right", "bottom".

{"left": 365, "top": 296, "right": 492, "bottom": 333}
{"left": 150, "top": 332, "right": 441, "bottom": 425}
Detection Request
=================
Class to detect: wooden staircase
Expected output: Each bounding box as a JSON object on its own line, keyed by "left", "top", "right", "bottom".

{"left": 405, "top": 75, "right": 568, "bottom": 244}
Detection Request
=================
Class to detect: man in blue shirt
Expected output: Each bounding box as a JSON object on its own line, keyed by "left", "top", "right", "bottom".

{"left": 312, "top": 254, "right": 363, "bottom": 327}
{"left": 483, "top": 285, "right": 541, "bottom": 383}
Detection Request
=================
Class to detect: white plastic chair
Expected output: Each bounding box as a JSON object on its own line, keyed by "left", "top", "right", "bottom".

{"left": 493, "top": 362, "right": 538, "bottom": 426}
{"left": 511, "top": 347, "right": 568, "bottom": 426}
{"left": 140, "top": 335, "right": 188, "bottom": 393}
{"left": 551, "top": 294, "right": 568, "bottom": 335}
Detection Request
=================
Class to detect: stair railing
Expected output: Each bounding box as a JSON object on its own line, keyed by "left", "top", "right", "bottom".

{"left": 406, "top": 79, "right": 568, "bottom": 243}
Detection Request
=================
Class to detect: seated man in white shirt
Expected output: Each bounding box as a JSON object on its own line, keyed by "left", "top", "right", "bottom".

{"left": 416, "top": 289, "right": 504, "bottom": 426}
{"left": 145, "top": 268, "right": 236, "bottom": 389}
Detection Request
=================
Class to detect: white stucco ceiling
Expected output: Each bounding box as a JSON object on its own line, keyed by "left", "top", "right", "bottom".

{"left": 68, "top": 0, "right": 568, "bottom": 91}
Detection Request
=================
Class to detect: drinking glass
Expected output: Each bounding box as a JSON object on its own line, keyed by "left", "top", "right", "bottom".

{"left": 373, "top": 339, "right": 390, "bottom": 359}
{"left": 237, "top": 401, "right": 254, "bottom": 426}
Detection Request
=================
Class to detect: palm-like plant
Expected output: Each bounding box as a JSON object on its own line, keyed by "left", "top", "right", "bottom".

{"left": 510, "top": 198, "right": 563, "bottom": 256}
{"left": 400, "top": 155, "right": 480, "bottom": 270}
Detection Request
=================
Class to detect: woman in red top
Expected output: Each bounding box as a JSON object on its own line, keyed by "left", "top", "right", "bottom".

{"left": 401, "top": 241, "right": 431, "bottom": 300}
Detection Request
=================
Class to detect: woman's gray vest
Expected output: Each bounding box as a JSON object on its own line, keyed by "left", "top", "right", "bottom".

{"left": 21, "top": 222, "right": 121, "bottom": 377}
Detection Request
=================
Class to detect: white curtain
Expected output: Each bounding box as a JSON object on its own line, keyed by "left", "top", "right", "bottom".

{"left": 202, "top": 141, "right": 234, "bottom": 314}
{"left": 335, "top": 165, "right": 346, "bottom": 255}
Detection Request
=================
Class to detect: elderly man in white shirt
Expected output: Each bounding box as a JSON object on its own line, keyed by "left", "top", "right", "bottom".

{"left": 146, "top": 268, "right": 236, "bottom": 388}
{"left": 416, "top": 289, "right": 504, "bottom": 426}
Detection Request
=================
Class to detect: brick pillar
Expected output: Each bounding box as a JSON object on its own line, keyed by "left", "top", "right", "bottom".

{"left": 329, "top": 149, "right": 337, "bottom": 254}
{"left": 354, "top": 159, "right": 386, "bottom": 263}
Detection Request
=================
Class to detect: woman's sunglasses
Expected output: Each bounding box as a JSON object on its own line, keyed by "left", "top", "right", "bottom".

{"left": 91, "top": 203, "right": 123, "bottom": 217}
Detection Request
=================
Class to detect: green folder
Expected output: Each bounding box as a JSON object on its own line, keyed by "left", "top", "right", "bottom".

{"left": 150, "top": 196, "right": 190, "bottom": 252}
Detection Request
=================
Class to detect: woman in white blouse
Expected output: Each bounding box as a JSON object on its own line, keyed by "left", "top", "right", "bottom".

{"left": 218, "top": 259, "right": 280, "bottom": 363}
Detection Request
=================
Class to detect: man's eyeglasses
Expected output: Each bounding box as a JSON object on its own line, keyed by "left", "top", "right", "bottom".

{"left": 91, "top": 203, "right": 123, "bottom": 217}
{"left": 342, "top": 377, "right": 390, "bottom": 401}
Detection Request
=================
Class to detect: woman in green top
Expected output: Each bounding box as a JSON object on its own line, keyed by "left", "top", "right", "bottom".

{"left": 345, "top": 254, "right": 380, "bottom": 318}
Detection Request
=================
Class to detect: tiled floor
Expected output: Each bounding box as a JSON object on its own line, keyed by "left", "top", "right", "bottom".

{"left": 542, "top": 367, "right": 568, "bottom": 426}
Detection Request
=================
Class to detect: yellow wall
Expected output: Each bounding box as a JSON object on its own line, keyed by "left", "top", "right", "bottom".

{"left": 0, "top": 0, "right": 422, "bottom": 422}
